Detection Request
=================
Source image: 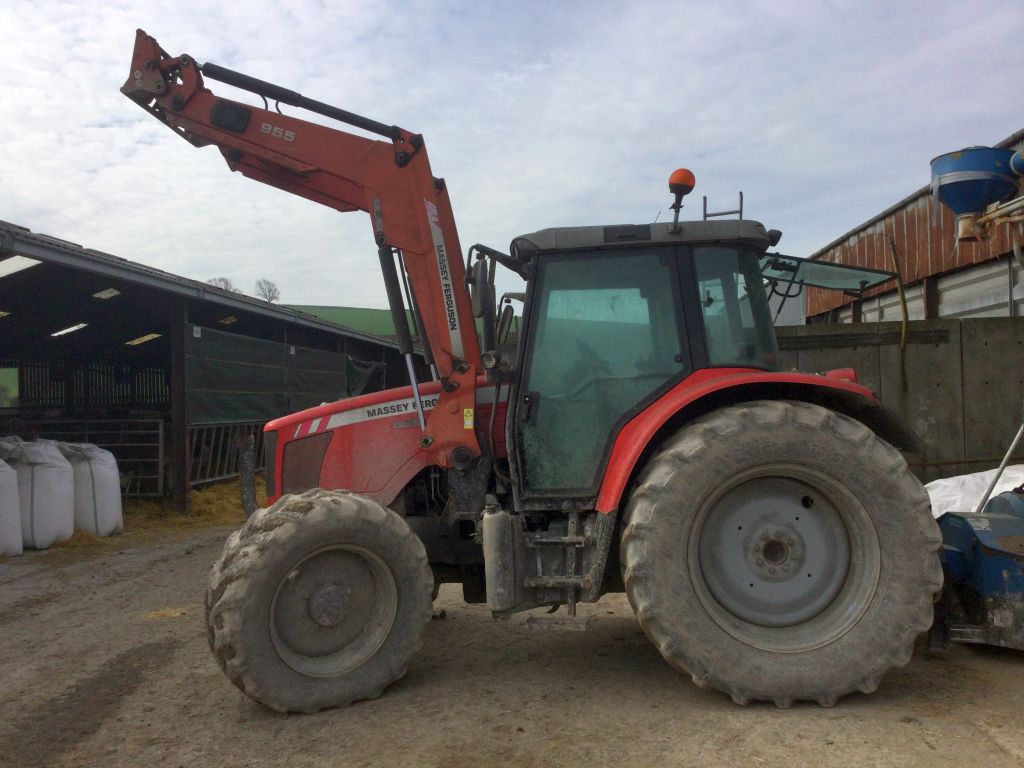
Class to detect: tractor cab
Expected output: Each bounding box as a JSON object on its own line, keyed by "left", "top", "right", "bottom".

{"left": 505, "top": 220, "right": 781, "bottom": 505}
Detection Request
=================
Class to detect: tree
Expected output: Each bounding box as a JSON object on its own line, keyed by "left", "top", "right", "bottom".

{"left": 254, "top": 278, "right": 281, "bottom": 303}
{"left": 207, "top": 277, "right": 240, "bottom": 293}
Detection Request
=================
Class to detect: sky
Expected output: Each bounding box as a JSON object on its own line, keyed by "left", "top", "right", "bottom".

{"left": 0, "top": 1, "right": 1021, "bottom": 309}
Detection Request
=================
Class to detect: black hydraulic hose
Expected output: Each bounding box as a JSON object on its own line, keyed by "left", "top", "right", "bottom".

{"left": 398, "top": 251, "right": 437, "bottom": 377}
{"left": 480, "top": 278, "right": 497, "bottom": 355}
{"left": 378, "top": 245, "right": 414, "bottom": 355}
{"left": 201, "top": 61, "right": 400, "bottom": 140}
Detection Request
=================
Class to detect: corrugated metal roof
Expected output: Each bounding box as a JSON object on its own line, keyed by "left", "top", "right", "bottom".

{"left": 0, "top": 220, "right": 398, "bottom": 349}
{"left": 805, "top": 128, "right": 1024, "bottom": 318}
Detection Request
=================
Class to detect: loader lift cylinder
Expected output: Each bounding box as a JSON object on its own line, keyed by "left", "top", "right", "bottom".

{"left": 378, "top": 243, "right": 426, "bottom": 431}
{"left": 200, "top": 61, "right": 400, "bottom": 139}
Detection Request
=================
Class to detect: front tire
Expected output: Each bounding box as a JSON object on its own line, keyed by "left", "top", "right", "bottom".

{"left": 205, "top": 489, "right": 433, "bottom": 713}
{"left": 621, "top": 400, "right": 942, "bottom": 707}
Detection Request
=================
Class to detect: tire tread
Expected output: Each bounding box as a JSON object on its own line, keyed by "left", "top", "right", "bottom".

{"left": 205, "top": 488, "right": 433, "bottom": 713}
{"left": 622, "top": 400, "right": 942, "bottom": 707}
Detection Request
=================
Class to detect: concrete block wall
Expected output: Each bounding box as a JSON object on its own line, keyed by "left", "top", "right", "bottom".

{"left": 776, "top": 318, "right": 1024, "bottom": 482}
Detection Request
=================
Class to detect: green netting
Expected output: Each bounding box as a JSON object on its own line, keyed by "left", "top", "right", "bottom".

{"left": 189, "top": 357, "right": 288, "bottom": 391}
{"left": 186, "top": 325, "right": 385, "bottom": 424}
{"left": 188, "top": 390, "right": 290, "bottom": 424}
{"left": 347, "top": 356, "right": 384, "bottom": 394}
{"left": 189, "top": 327, "right": 285, "bottom": 366}
{"left": 287, "top": 367, "right": 340, "bottom": 395}
{"left": 289, "top": 344, "right": 350, "bottom": 373}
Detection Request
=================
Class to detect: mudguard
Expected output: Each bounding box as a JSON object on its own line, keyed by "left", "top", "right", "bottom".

{"left": 595, "top": 367, "right": 920, "bottom": 513}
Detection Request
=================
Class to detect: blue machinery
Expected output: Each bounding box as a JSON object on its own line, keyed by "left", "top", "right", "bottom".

{"left": 931, "top": 145, "right": 1024, "bottom": 256}
{"left": 933, "top": 488, "right": 1024, "bottom": 650}
{"left": 930, "top": 147, "right": 1024, "bottom": 650}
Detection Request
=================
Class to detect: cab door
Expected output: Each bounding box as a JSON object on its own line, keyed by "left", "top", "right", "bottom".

{"left": 509, "top": 246, "right": 692, "bottom": 508}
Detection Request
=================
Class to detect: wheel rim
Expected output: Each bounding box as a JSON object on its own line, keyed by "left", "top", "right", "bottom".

{"left": 270, "top": 544, "right": 398, "bottom": 677}
{"left": 689, "top": 463, "right": 880, "bottom": 653}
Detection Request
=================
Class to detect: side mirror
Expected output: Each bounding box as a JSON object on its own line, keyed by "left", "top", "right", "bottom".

{"left": 497, "top": 305, "right": 516, "bottom": 344}
{"left": 470, "top": 261, "right": 487, "bottom": 318}
{"left": 472, "top": 258, "right": 498, "bottom": 358}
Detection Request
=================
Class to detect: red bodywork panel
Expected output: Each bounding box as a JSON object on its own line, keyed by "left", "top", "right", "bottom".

{"left": 267, "top": 366, "right": 879, "bottom": 515}
{"left": 594, "top": 367, "right": 876, "bottom": 513}
{"left": 265, "top": 377, "right": 507, "bottom": 507}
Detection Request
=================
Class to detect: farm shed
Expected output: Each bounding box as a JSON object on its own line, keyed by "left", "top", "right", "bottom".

{"left": 0, "top": 220, "right": 411, "bottom": 510}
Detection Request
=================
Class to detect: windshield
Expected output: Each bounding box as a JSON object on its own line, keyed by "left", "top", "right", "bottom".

{"left": 760, "top": 253, "right": 894, "bottom": 293}
{"left": 694, "top": 247, "right": 779, "bottom": 370}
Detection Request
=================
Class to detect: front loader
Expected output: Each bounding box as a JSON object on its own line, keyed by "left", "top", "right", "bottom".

{"left": 122, "top": 30, "right": 942, "bottom": 712}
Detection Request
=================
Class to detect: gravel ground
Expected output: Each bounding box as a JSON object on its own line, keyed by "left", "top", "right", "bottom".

{"left": 1, "top": 525, "right": 1022, "bottom": 768}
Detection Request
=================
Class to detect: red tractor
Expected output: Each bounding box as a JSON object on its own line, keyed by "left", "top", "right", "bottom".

{"left": 123, "top": 31, "right": 942, "bottom": 712}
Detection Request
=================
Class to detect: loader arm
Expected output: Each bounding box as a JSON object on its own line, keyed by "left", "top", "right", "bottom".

{"left": 121, "top": 29, "right": 481, "bottom": 464}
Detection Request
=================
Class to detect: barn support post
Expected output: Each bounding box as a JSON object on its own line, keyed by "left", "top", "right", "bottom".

{"left": 169, "top": 299, "right": 190, "bottom": 512}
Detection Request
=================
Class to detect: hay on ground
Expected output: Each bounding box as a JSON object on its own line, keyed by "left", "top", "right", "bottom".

{"left": 46, "top": 477, "right": 268, "bottom": 553}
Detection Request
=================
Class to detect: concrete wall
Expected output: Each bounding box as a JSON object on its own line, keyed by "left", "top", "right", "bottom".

{"left": 776, "top": 318, "right": 1024, "bottom": 482}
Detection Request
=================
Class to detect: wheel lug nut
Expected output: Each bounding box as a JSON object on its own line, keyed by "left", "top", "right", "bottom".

{"left": 757, "top": 558, "right": 764, "bottom": 566}
{"left": 761, "top": 533, "right": 769, "bottom": 541}
{"left": 753, "top": 545, "right": 761, "bottom": 553}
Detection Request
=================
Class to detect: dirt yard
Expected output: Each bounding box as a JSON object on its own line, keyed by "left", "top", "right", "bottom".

{"left": 2, "top": 518, "right": 1023, "bottom": 768}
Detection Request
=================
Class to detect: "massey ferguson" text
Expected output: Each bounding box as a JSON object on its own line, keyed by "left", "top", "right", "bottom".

{"left": 364, "top": 396, "right": 439, "bottom": 419}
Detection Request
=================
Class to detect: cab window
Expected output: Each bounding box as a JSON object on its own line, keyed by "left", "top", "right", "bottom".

{"left": 693, "top": 247, "right": 779, "bottom": 370}
{"left": 518, "top": 248, "right": 685, "bottom": 493}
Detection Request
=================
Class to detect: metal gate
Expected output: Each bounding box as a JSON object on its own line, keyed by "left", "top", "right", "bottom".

{"left": 189, "top": 421, "right": 266, "bottom": 486}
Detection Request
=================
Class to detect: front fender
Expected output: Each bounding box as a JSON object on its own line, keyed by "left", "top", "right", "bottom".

{"left": 595, "top": 368, "right": 921, "bottom": 514}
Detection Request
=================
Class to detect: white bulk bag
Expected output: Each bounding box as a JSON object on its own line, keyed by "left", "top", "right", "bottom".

{"left": 58, "top": 443, "right": 123, "bottom": 537}
{"left": 0, "top": 458, "right": 22, "bottom": 556}
{"left": 0, "top": 438, "right": 74, "bottom": 549}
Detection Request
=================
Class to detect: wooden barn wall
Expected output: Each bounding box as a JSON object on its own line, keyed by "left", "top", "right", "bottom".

{"left": 806, "top": 193, "right": 1021, "bottom": 317}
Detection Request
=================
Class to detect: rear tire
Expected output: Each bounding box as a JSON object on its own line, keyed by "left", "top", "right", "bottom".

{"left": 621, "top": 400, "right": 942, "bottom": 707}
{"left": 205, "top": 488, "right": 433, "bottom": 713}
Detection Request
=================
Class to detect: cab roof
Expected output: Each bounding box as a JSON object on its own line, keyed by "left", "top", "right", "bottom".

{"left": 511, "top": 219, "right": 772, "bottom": 255}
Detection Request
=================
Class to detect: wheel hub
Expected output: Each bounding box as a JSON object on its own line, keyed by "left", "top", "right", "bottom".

{"left": 308, "top": 584, "right": 350, "bottom": 627}
{"left": 696, "top": 474, "right": 852, "bottom": 629}
{"left": 270, "top": 545, "right": 398, "bottom": 677}
{"left": 746, "top": 523, "right": 805, "bottom": 581}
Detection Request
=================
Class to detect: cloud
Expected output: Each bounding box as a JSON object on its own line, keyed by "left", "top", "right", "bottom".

{"left": 0, "top": 0, "right": 1021, "bottom": 308}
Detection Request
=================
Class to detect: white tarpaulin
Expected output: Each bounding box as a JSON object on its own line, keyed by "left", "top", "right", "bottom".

{"left": 925, "top": 465, "right": 1024, "bottom": 518}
